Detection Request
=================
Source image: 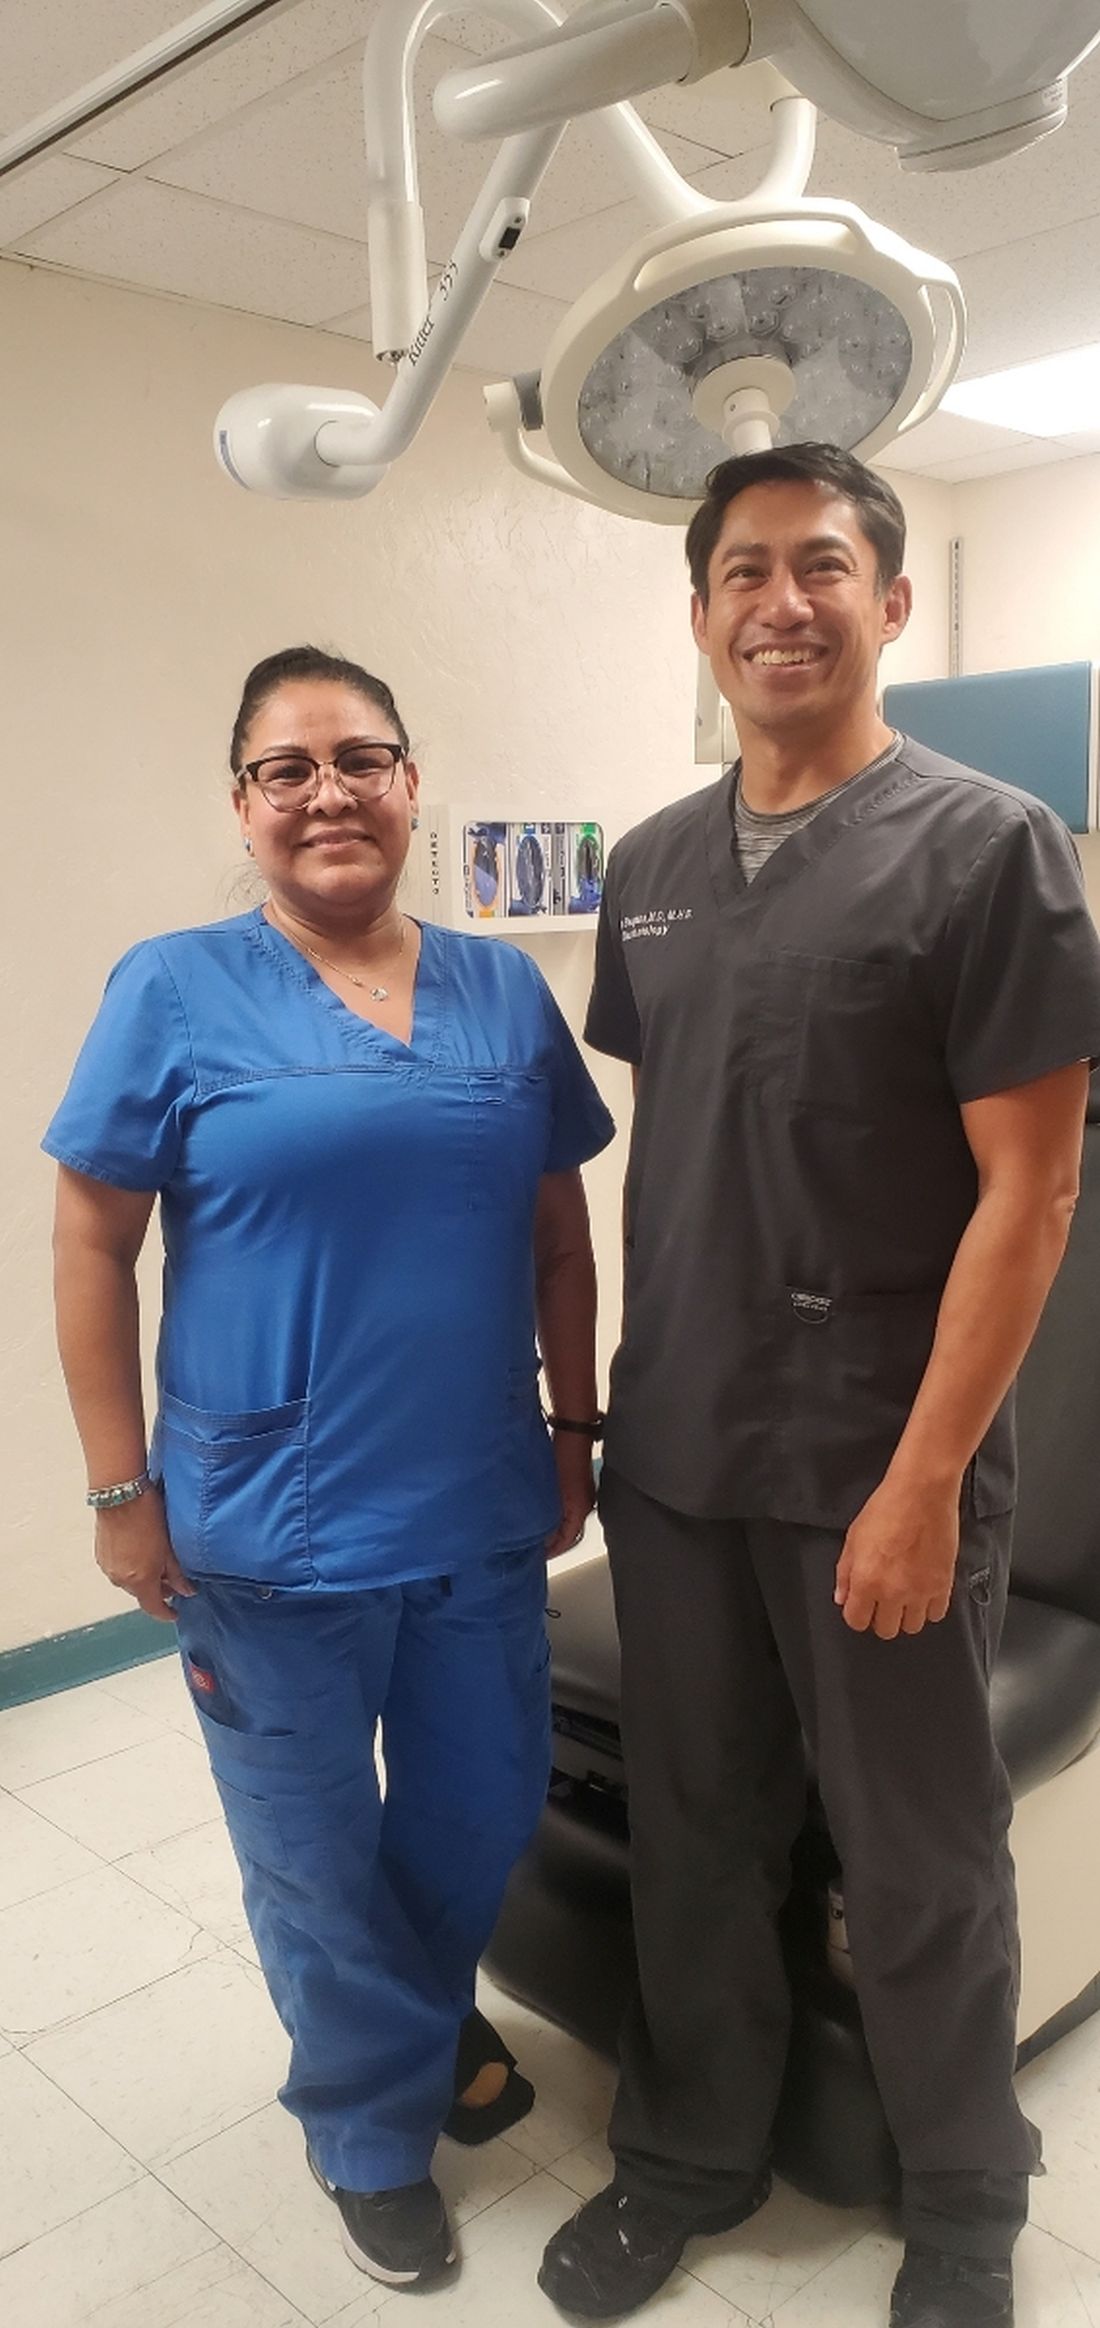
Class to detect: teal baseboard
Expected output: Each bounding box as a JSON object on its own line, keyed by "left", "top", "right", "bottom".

{"left": 0, "top": 1611, "right": 174, "bottom": 1711}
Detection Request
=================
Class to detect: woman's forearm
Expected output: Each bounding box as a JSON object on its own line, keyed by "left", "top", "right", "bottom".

{"left": 534, "top": 1169, "right": 600, "bottom": 1420}
{"left": 53, "top": 1169, "right": 157, "bottom": 1488}
{"left": 537, "top": 1244, "right": 599, "bottom": 1421}
{"left": 55, "top": 1241, "right": 149, "bottom": 1487}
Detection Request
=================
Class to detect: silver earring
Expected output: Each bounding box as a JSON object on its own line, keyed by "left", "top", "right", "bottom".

{"left": 243, "top": 836, "right": 253, "bottom": 854}
{"left": 411, "top": 814, "right": 420, "bottom": 830}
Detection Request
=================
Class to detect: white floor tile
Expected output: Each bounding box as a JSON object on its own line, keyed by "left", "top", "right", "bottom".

{"left": 475, "top": 1979, "right": 616, "bottom": 2169}
{"left": 685, "top": 2181, "right": 882, "bottom": 2321}
{"left": 160, "top": 2102, "right": 392, "bottom": 2325}
{"left": 0, "top": 1864, "right": 217, "bottom": 2043}
{"left": 547, "top": 2128, "right": 615, "bottom": 2202}
{"left": 97, "top": 1656, "right": 201, "bottom": 1735}
{"left": 25, "top": 1952, "right": 287, "bottom": 2168}
{"left": 0, "top": 2175, "right": 213, "bottom": 2325}
{"left": 0, "top": 2173, "right": 310, "bottom": 2326}
{"left": 0, "top": 1787, "right": 101, "bottom": 1909}
{"left": 0, "top": 1684, "right": 170, "bottom": 1790}
{"left": 435, "top": 2128, "right": 539, "bottom": 2224}
{"left": 373, "top": 2171, "right": 752, "bottom": 2326}
{"left": 1019, "top": 2014, "right": 1100, "bottom": 2265}
{"left": 1015, "top": 2224, "right": 1100, "bottom": 2327}
{"left": 767, "top": 2226, "right": 901, "bottom": 2324}
{"left": 17, "top": 1729, "right": 221, "bottom": 1860}
{"left": 118, "top": 1817, "right": 251, "bottom": 1950}
{"left": 0, "top": 2050, "right": 142, "bottom": 2257}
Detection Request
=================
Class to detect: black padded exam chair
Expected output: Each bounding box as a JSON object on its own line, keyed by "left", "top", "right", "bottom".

{"left": 484, "top": 1093, "right": 1100, "bottom": 2207}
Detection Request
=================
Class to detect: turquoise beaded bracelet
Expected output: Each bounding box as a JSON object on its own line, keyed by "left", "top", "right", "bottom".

{"left": 86, "top": 1471, "right": 151, "bottom": 1510}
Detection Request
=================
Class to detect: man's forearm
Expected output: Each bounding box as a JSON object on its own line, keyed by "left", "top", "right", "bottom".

{"left": 885, "top": 1184, "right": 1077, "bottom": 1493}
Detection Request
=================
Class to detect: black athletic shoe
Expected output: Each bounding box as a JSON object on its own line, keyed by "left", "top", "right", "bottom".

{"left": 890, "top": 2244, "right": 1014, "bottom": 2327}
{"left": 537, "top": 2169, "right": 772, "bottom": 2320}
{"left": 307, "top": 2148, "right": 456, "bottom": 2286}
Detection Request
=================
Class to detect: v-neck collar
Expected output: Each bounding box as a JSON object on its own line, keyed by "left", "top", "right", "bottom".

{"left": 250, "top": 907, "right": 445, "bottom": 1062}
{"left": 703, "top": 746, "right": 912, "bottom": 917}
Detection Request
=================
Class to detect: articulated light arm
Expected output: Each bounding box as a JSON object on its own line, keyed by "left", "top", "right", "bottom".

{"left": 364, "top": 0, "right": 720, "bottom": 359}
{"left": 217, "top": 0, "right": 729, "bottom": 494}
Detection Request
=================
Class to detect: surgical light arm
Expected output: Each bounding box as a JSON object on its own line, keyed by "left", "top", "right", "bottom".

{"left": 215, "top": 0, "right": 748, "bottom": 496}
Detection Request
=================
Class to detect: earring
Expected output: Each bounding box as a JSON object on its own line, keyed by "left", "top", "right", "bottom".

{"left": 243, "top": 836, "right": 253, "bottom": 854}
{"left": 411, "top": 814, "right": 420, "bottom": 830}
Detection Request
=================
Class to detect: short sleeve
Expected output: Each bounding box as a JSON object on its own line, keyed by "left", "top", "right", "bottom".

{"left": 584, "top": 850, "right": 643, "bottom": 1064}
{"left": 932, "top": 804, "right": 1100, "bottom": 1103}
{"left": 42, "top": 942, "right": 196, "bottom": 1190}
{"left": 524, "top": 959, "right": 616, "bottom": 1173}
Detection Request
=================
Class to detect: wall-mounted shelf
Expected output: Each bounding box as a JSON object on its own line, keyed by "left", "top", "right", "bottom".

{"left": 407, "top": 806, "right": 604, "bottom": 932}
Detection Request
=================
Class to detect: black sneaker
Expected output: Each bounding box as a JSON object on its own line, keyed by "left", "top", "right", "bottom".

{"left": 890, "top": 2244, "right": 1014, "bottom": 2327}
{"left": 538, "top": 2169, "right": 771, "bottom": 2320}
{"left": 307, "top": 2148, "right": 456, "bottom": 2286}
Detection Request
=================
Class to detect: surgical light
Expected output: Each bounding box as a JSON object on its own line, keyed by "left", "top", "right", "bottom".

{"left": 210, "top": 0, "right": 1100, "bottom": 514}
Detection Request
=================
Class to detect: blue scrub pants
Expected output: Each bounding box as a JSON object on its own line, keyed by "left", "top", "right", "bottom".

{"left": 174, "top": 1547, "right": 551, "bottom": 2193}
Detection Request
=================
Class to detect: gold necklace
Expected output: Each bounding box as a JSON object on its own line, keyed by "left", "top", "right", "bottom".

{"left": 270, "top": 907, "right": 408, "bottom": 1000}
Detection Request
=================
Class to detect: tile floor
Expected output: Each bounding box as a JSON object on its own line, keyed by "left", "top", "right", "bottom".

{"left": 2, "top": 1655, "right": 1100, "bottom": 2326}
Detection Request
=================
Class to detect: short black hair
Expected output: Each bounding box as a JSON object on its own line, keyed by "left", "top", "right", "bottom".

{"left": 685, "top": 442, "right": 906, "bottom": 603}
{"left": 230, "top": 645, "right": 409, "bottom": 779}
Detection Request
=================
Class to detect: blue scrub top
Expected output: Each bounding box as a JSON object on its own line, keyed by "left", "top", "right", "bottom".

{"left": 45, "top": 911, "right": 615, "bottom": 1590}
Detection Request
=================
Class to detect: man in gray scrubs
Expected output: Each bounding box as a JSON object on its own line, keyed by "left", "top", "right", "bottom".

{"left": 540, "top": 444, "right": 1100, "bottom": 2328}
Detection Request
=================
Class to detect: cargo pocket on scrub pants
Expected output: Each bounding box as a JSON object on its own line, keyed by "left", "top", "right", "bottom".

{"left": 156, "top": 1392, "right": 312, "bottom": 1586}
{"left": 190, "top": 1701, "right": 298, "bottom": 1878}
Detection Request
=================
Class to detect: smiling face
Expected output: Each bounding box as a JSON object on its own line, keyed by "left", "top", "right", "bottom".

{"left": 233, "top": 677, "right": 419, "bottom": 931}
{"left": 691, "top": 479, "right": 911, "bottom": 751}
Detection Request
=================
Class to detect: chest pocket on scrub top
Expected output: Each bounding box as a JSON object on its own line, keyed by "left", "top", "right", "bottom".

{"left": 752, "top": 952, "right": 914, "bottom": 1119}
{"left": 155, "top": 1392, "right": 312, "bottom": 1585}
{"left": 466, "top": 1070, "right": 553, "bottom": 1209}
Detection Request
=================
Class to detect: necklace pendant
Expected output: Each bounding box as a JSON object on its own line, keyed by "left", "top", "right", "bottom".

{"left": 370, "top": 984, "right": 389, "bottom": 1001}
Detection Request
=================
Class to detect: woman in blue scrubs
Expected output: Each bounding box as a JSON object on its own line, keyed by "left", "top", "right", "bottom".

{"left": 46, "top": 645, "right": 615, "bottom": 2290}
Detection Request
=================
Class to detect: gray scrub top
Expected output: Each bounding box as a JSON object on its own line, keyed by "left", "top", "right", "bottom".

{"left": 586, "top": 737, "right": 1100, "bottom": 1529}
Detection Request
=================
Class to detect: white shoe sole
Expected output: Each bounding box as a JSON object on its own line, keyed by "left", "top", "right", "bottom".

{"left": 340, "top": 2219, "right": 457, "bottom": 2282}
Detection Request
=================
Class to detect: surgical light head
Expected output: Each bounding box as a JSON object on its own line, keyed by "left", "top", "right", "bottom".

{"left": 210, "top": 0, "right": 1100, "bottom": 512}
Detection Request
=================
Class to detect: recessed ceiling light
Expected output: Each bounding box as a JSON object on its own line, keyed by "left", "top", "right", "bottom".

{"left": 943, "top": 344, "right": 1100, "bottom": 437}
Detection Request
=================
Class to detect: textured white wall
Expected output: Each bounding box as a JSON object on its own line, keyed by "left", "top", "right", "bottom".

{"left": 0, "top": 256, "right": 953, "bottom": 1650}
{"left": 936, "top": 457, "right": 1100, "bottom": 915}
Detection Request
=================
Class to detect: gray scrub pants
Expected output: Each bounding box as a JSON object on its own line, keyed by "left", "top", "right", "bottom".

{"left": 600, "top": 1466, "right": 1039, "bottom": 2259}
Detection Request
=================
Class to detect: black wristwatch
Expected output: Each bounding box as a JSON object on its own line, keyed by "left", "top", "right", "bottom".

{"left": 547, "top": 1413, "right": 606, "bottom": 1440}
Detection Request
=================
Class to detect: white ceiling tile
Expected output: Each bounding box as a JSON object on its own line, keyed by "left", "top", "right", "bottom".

{"left": 15, "top": 177, "right": 371, "bottom": 325}
{"left": 912, "top": 440, "right": 1081, "bottom": 482}
{"left": 501, "top": 192, "right": 648, "bottom": 299}
{"left": 145, "top": 34, "right": 724, "bottom": 255}
{"left": 800, "top": 61, "right": 1100, "bottom": 268}
{"left": 956, "top": 215, "right": 1100, "bottom": 380}
{"left": 66, "top": 0, "right": 375, "bottom": 169}
{"left": 451, "top": 279, "right": 568, "bottom": 375}
{"left": 503, "top": 142, "right": 772, "bottom": 302}
{"left": 0, "top": 0, "right": 194, "bottom": 133}
{"left": 0, "top": 154, "right": 119, "bottom": 247}
{"left": 871, "top": 408, "right": 1030, "bottom": 473}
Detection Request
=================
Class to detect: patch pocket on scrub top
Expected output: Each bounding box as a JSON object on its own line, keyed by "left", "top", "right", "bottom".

{"left": 757, "top": 953, "right": 910, "bottom": 1118}
{"left": 157, "top": 1393, "right": 313, "bottom": 1585}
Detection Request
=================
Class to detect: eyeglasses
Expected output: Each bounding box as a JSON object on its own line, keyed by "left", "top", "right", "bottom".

{"left": 239, "top": 742, "right": 406, "bottom": 811}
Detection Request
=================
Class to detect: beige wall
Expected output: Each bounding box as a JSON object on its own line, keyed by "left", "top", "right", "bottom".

{"left": 0, "top": 253, "right": 956, "bottom": 1650}
{"left": 949, "top": 457, "right": 1100, "bottom": 918}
